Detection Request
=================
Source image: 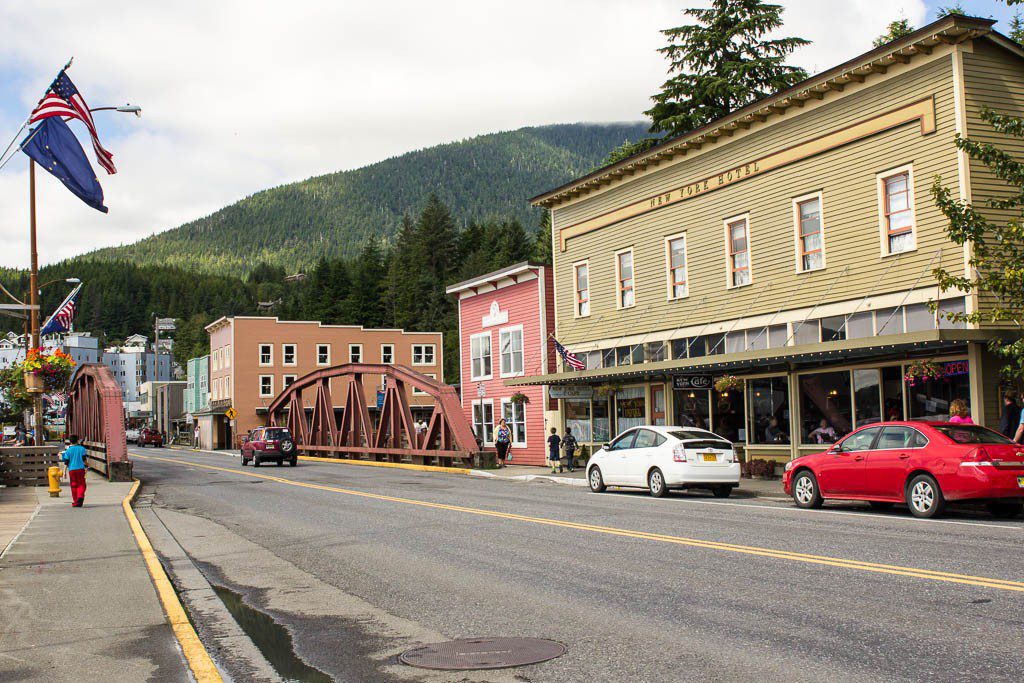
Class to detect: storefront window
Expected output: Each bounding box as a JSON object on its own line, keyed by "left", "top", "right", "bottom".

{"left": 713, "top": 389, "right": 745, "bottom": 442}
{"left": 645, "top": 342, "right": 667, "bottom": 363}
{"left": 882, "top": 365, "right": 905, "bottom": 420}
{"left": 593, "top": 399, "right": 611, "bottom": 443}
{"left": 602, "top": 348, "right": 616, "bottom": 368}
{"left": 853, "top": 369, "right": 881, "bottom": 426}
{"left": 793, "top": 320, "right": 819, "bottom": 346}
{"left": 907, "top": 361, "right": 971, "bottom": 421}
{"left": 674, "top": 389, "right": 710, "bottom": 430}
{"left": 615, "top": 387, "right": 646, "bottom": 433}
{"left": 748, "top": 377, "right": 789, "bottom": 445}
{"left": 820, "top": 315, "right": 846, "bottom": 342}
{"left": 875, "top": 308, "right": 904, "bottom": 335}
{"left": 671, "top": 339, "right": 689, "bottom": 360}
{"left": 565, "top": 399, "right": 592, "bottom": 443}
{"left": 937, "top": 298, "right": 967, "bottom": 329}
{"left": 800, "top": 371, "right": 853, "bottom": 444}
{"left": 905, "top": 303, "right": 934, "bottom": 332}
{"left": 846, "top": 312, "right": 873, "bottom": 339}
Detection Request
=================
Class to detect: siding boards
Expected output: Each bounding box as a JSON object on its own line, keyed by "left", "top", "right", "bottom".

{"left": 554, "top": 57, "right": 962, "bottom": 345}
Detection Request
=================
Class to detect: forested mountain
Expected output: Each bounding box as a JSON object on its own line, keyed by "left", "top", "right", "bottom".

{"left": 86, "top": 122, "right": 647, "bottom": 275}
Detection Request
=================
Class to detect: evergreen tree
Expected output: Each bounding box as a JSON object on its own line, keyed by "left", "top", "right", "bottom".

{"left": 873, "top": 17, "right": 915, "bottom": 48}
{"left": 936, "top": 3, "right": 965, "bottom": 17}
{"left": 645, "top": 1, "right": 809, "bottom": 137}
{"left": 1010, "top": 10, "right": 1024, "bottom": 44}
{"left": 343, "top": 235, "right": 386, "bottom": 328}
{"left": 532, "top": 211, "right": 553, "bottom": 265}
{"left": 931, "top": 107, "right": 1024, "bottom": 387}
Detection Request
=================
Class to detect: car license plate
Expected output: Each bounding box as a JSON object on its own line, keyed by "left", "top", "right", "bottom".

{"left": 702, "top": 453, "right": 717, "bottom": 462}
{"left": 1018, "top": 476, "right": 1024, "bottom": 488}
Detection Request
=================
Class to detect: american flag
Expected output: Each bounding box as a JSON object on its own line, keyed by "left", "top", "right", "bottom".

{"left": 554, "top": 339, "right": 586, "bottom": 371}
{"left": 40, "top": 284, "right": 82, "bottom": 337}
{"left": 29, "top": 71, "right": 116, "bottom": 174}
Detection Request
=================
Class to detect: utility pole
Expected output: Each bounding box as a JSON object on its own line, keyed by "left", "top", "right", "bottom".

{"left": 29, "top": 160, "right": 43, "bottom": 445}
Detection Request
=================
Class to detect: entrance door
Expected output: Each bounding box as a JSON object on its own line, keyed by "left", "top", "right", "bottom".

{"left": 651, "top": 385, "right": 666, "bottom": 426}
{"left": 816, "top": 426, "right": 880, "bottom": 496}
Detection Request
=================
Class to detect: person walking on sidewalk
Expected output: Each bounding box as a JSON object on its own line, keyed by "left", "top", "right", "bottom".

{"left": 548, "top": 427, "right": 562, "bottom": 473}
{"left": 493, "top": 418, "right": 512, "bottom": 468}
{"left": 193, "top": 423, "right": 201, "bottom": 450}
{"left": 561, "top": 427, "right": 578, "bottom": 473}
{"left": 61, "top": 435, "right": 88, "bottom": 507}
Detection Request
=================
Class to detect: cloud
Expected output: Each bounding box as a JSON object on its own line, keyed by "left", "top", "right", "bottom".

{"left": 0, "top": 0, "right": 928, "bottom": 267}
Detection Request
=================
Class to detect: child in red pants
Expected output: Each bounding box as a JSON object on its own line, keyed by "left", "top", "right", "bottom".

{"left": 61, "top": 435, "right": 88, "bottom": 507}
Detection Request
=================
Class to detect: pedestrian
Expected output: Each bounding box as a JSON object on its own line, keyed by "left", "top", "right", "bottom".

{"left": 493, "top": 418, "right": 512, "bottom": 468}
{"left": 193, "top": 423, "right": 201, "bottom": 450}
{"left": 948, "top": 398, "right": 974, "bottom": 424}
{"left": 562, "top": 427, "right": 578, "bottom": 473}
{"left": 61, "top": 435, "right": 88, "bottom": 507}
{"left": 13, "top": 424, "right": 26, "bottom": 446}
{"left": 999, "top": 391, "right": 1020, "bottom": 438}
{"left": 548, "top": 427, "right": 562, "bottom": 473}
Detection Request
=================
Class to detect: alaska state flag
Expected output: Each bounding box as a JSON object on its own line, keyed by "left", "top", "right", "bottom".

{"left": 22, "top": 117, "right": 107, "bottom": 213}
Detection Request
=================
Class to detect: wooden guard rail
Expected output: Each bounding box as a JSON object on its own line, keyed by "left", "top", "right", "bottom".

{"left": 0, "top": 446, "right": 62, "bottom": 487}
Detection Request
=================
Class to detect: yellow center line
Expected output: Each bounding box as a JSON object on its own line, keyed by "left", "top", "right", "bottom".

{"left": 134, "top": 453, "right": 1024, "bottom": 593}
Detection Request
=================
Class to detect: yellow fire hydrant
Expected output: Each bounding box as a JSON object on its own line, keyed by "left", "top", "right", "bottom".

{"left": 47, "top": 466, "right": 62, "bottom": 498}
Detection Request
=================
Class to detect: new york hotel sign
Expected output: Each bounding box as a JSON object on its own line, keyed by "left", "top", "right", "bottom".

{"left": 558, "top": 97, "right": 937, "bottom": 251}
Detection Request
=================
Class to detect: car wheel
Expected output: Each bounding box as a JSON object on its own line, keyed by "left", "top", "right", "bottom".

{"left": 241, "top": 457, "right": 249, "bottom": 467}
{"left": 868, "top": 501, "right": 894, "bottom": 511}
{"left": 712, "top": 485, "right": 732, "bottom": 498}
{"left": 648, "top": 468, "right": 668, "bottom": 498}
{"left": 289, "top": 457, "right": 298, "bottom": 467}
{"left": 906, "top": 474, "right": 945, "bottom": 518}
{"left": 280, "top": 439, "right": 295, "bottom": 455}
{"left": 792, "top": 470, "right": 823, "bottom": 509}
{"left": 986, "top": 501, "right": 1023, "bottom": 519}
{"left": 253, "top": 456, "right": 261, "bottom": 467}
{"left": 588, "top": 467, "right": 606, "bottom": 493}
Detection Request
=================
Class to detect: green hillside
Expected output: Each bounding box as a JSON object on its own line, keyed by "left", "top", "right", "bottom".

{"left": 87, "top": 122, "right": 648, "bottom": 275}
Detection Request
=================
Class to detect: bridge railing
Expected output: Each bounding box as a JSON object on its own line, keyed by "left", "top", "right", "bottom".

{"left": 66, "top": 364, "right": 132, "bottom": 481}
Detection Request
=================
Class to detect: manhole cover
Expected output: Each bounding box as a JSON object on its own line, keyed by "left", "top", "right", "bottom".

{"left": 399, "top": 637, "right": 566, "bottom": 670}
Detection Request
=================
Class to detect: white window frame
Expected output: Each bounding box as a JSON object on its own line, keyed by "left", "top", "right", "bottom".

{"left": 573, "top": 259, "right": 591, "bottom": 318}
{"left": 258, "top": 343, "right": 273, "bottom": 367}
{"left": 470, "top": 332, "right": 492, "bottom": 381}
{"left": 283, "top": 374, "right": 297, "bottom": 390}
{"left": 316, "top": 343, "right": 330, "bottom": 366}
{"left": 348, "top": 344, "right": 362, "bottom": 363}
{"left": 412, "top": 344, "right": 435, "bottom": 366}
{"left": 793, "top": 191, "right": 826, "bottom": 273}
{"left": 224, "top": 346, "right": 231, "bottom": 368}
{"left": 724, "top": 213, "right": 753, "bottom": 289}
{"left": 225, "top": 376, "right": 231, "bottom": 398}
{"left": 615, "top": 247, "right": 636, "bottom": 309}
{"left": 282, "top": 343, "right": 297, "bottom": 367}
{"left": 259, "top": 374, "right": 274, "bottom": 397}
{"left": 472, "top": 398, "right": 495, "bottom": 446}
{"left": 877, "top": 164, "right": 917, "bottom": 257}
{"left": 413, "top": 373, "right": 435, "bottom": 395}
{"left": 664, "top": 232, "right": 688, "bottom": 300}
{"left": 380, "top": 343, "right": 395, "bottom": 364}
{"left": 500, "top": 397, "right": 528, "bottom": 448}
{"left": 498, "top": 324, "right": 525, "bottom": 379}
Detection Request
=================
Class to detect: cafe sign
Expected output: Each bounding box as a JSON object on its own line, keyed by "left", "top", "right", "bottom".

{"left": 549, "top": 385, "right": 595, "bottom": 400}
{"left": 673, "top": 375, "right": 713, "bottom": 390}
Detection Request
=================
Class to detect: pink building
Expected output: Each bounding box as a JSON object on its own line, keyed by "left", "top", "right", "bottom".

{"left": 447, "top": 262, "right": 556, "bottom": 466}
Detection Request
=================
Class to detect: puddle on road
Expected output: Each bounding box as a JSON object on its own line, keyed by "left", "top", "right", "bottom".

{"left": 212, "top": 584, "right": 333, "bottom": 683}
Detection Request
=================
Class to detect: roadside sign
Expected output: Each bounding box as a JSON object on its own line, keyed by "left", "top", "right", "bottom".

{"left": 476, "top": 383, "right": 486, "bottom": 398}
{"left": 376, "top": 391, "right": 385, "bottom": 409}
{"left": 225, "top": 407, "right": 238, "bottom": 420}
{"left": 156, "top": 317, "right": 176, "bottom": 331}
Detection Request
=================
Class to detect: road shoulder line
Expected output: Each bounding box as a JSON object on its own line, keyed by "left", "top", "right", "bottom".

{"left": 121, "top": 479, "right": 224, "bottom": 682}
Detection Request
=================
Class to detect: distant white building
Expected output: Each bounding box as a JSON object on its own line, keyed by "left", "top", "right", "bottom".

{"left": 0, "top": 331, "right": 101, "bottom": 370}
{"left": 103, "top": 336, "right": 173, "bottom": 417}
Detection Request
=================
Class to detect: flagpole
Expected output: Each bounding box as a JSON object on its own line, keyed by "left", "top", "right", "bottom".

{"left": 29, "top": 160, "right": 43, "bottom": 445}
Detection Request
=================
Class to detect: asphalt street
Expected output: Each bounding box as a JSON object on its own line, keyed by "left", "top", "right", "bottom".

{"left": 130, "top": 446, "right": 1024, "bottom": 683}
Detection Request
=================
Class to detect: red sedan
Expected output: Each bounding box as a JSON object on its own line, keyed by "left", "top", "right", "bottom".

{"left": 783, "top": 421, "right": 1024, "bottom": 518}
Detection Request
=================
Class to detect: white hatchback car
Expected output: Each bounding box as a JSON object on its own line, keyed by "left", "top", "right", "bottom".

{"left": 587, "top": 425, "right": 740, "bottom": 498}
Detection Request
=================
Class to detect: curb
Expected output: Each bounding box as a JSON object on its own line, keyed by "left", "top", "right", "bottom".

{"left": 122, "top": 480, "right": 223, "bottom": 682}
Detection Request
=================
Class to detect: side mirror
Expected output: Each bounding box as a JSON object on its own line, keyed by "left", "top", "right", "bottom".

{"left": 603, "top": 443, "right": 611, "bottom": 450}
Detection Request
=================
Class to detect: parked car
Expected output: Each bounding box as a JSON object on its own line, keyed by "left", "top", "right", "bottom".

{"left": 783, "top": 421, "right": 1024, "bottom": 519}
{"left": 138, "top": 428, "right": 163, "bottom": 447}
{"left": 241, "top": 426, "right": 297, "bottom": 467}
{"left": 587, "top": 425, "right": 740, "bottom": 498}
{"left": 125, "top": 428, "right": 140, "bottom": 444}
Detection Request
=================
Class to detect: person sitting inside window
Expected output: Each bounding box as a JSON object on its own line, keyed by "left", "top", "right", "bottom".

{"left": 808, "top": 418, "right": 837, "bottom": 444}
{"left": 765, "top": 417, "right": 789, "bottom": 444}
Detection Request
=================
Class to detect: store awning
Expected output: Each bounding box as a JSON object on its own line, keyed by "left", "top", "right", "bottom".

{"left": 508, "top": 329, "right": 1003, "bottom": 387}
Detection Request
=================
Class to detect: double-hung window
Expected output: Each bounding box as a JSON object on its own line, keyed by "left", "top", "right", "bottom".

{"left": 666, "top": 234, "right": 687, "bottom": 299}
{"left": 282, "top": 343, "right": 296, "bottom": 366}
{"left": 381, "top": 344, "right": 394, "bottom": 364}
{"left": 316, "top": 344, "right": 330, "bottom": 365}
{"left": 502, "top": 399, "right": 527, "bottom": 445}
{"left": 258, "top": 344, "right": 272, "bottom": 366}
{"left": 726, "top": 216, "right": 751, "bottom": 287}
{"left": 259, "top": 375, "right": 273, "bottom": 397}
{"left": 880, "top": 168, "right": 915, "bottom": 254}
{"left": 616, "top": 249, "right": 635, "bottom": 308}
{"left": 349, "top": 344, "right": 362, "bottom": 363}
{"left": 574, "top": 262, "right": 590, "bottom": 317}
{"left": 499, "top": 326, "right": 523, "bottom": 377}
{"left": 472, "top": 400, "right": 494, "bottom": 445}
{"left": 470, "top": 333, "right": 492, "bottom": 380}
{"left": 412, "top": 344, "right": 435, "bottom": 365}
{"left": 795, "top": 194, "right": 824, "bottom": 272}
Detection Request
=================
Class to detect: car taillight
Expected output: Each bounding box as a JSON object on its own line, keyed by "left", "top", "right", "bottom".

{"left": 964, "top": 447, "right": 992, "bottom": 464}
{"left": 673, "top": 444, "right": 686, "bottom": 462}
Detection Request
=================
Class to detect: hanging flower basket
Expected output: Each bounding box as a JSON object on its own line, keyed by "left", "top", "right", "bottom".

{"left": 904, "top": 360, "right": 946, "bottom": 387}
{"left": 509, "top": 391, "right": 530, "bottom": 405}
{"left": 594, "top": 383, "right": 621, "bottom": 398}
{"left": 24, "top": 372, "right": 44, "bottom": 393}
{"left": 4, "top": 349, "right": 77, "bottom": 398}
{"left": 714, "top": 375, "right": 743, "bottom": 393}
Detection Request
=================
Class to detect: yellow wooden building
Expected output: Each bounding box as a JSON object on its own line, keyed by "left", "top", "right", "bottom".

{"left": 510, "top": 15, "right": 1024, "bottom": 462}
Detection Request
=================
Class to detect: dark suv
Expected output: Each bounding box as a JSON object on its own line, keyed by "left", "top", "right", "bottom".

{"left": 241, "top": 426, "right": 297, "bottom": 467}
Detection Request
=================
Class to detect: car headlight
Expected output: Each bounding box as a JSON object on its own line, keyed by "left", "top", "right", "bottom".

{"left": 784, "top": 460, "right": 795, "bottom": 472}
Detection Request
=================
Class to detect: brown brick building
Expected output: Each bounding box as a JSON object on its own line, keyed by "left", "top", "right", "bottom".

{"left": 202, "top": 317, "right": 443, "bottom": 447}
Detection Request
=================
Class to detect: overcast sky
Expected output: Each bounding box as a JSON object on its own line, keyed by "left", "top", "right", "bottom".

{"left": 0, "top": 0, "right": 1013, "bottom": 268}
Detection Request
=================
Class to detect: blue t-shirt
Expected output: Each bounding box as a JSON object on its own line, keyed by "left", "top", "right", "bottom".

{"left": 61, "top": 444, "right": 88, "bottom": 471}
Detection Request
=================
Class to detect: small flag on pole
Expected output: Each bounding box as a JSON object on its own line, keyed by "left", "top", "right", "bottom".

{"left": 29, "top": 70, "right": 116, "bottom": 174}
{"left": 554, "top": 339, "right": 586, "bottom": 371}
{"left": 40, "top": 283, "right": 82, "bottom": 336}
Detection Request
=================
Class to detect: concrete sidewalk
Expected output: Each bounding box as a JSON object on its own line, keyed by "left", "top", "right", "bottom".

{"left": 0, "top": 474, "right": 188, "bottom": 682}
